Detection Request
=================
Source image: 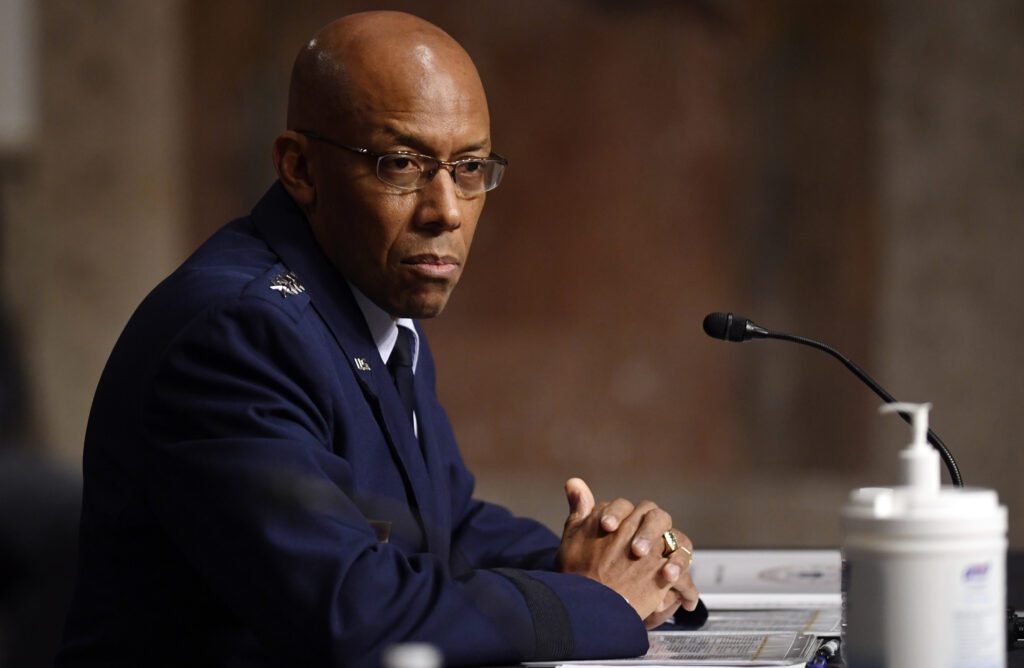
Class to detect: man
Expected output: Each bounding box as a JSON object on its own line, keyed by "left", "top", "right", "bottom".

{"left": 58, "top": 11, "right": 701, "bottom": 667}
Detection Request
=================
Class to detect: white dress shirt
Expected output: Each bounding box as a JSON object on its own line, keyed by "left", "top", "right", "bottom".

{"left": 348, "top": 283, "right": 421, "bottom": 435}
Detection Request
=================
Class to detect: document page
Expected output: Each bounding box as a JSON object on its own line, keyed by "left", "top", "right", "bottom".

{"left": 525, "top": 630, "right": 817, "bottom": 667}
{"left": 645, "top": 630, "right": 817, "bottom": 665}
{"left": 690, "top": 550, "right": 841, "bottom": 609}
{"left": 699, "top": 608, "right": 840, "bottom": 636}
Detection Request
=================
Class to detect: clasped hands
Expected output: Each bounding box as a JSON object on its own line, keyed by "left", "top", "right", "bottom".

{"left": 555, "top": 478, "right": 698, "bottom": 629}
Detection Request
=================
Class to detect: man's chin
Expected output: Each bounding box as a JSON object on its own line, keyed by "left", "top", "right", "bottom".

{"left": 390, "top": 289, "right": 452, "bottom": 320}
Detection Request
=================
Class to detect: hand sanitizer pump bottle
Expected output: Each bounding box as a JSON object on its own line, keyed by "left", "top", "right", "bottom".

{"left": 841, "top": 403, "right": 1007, "bottom": 668}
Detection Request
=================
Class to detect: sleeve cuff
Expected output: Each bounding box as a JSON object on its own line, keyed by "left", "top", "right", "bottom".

{"left": 493, "top": 568, "right": 574, "bottom": 660}
{"left": 494, "top": 569, "right": 649, "bottom": 662}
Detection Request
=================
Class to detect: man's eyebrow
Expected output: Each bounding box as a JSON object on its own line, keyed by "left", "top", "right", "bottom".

{"left": 384, "top": 130, "right": 490, "bottom": 156}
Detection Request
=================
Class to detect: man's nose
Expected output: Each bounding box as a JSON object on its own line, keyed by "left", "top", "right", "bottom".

{"left": 414, "top": 168, "right": 462, "bottom": 232}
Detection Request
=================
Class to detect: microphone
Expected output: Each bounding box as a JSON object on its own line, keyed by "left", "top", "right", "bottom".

{"left": 702, "top": 312, "right": 768, "bottom": 342}
{"left": 702, "top": 311, "right": 964, "bottom": 487}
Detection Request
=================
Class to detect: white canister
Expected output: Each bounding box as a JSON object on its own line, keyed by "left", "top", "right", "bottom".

{"left": 841, "top": 403, "right": 1007, "bottom": 668}
{"left": 382, "top": 643, "right": 443, "bottom": 668}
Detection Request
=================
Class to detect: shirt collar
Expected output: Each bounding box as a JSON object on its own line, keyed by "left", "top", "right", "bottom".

{"left": 347, "top": 283, "right": 419, "bottom": 372}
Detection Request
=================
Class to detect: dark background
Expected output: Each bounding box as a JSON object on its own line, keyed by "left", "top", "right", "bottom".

{"left": 1, "top": 0, "right": 1021, "bottom": 547}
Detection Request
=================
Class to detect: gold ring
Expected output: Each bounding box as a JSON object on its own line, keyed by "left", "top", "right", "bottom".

{"left": 662, "top": 530, "right": 680, "bottom": 557}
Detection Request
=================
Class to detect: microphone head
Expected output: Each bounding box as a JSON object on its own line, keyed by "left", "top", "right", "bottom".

{"left": 702, "top": 312, "right": 752, "bottom": 342}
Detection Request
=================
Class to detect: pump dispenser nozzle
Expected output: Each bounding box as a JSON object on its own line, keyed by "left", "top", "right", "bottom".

{"left": 880, "top": 402, "right": 940, "bottom": 493}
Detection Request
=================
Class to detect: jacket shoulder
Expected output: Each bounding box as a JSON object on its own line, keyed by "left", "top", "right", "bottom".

{"left": 239, "top": 265, "right": 312, "bottom": 322}
{"left": 147, "top": 218, "right": 312, "bottom": 325}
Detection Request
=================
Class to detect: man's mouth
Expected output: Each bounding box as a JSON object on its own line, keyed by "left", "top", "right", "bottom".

{"left": 402, "top": 254, "right": 460, "bottom": 278}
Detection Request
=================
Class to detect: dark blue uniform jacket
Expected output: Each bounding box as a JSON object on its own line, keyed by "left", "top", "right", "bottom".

{"left": 57, "top": 183, "right": 648, "bottom": 667}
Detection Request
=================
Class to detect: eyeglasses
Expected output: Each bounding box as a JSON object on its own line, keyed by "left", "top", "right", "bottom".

{"left": 298, "top": 130, "right": 508, "bottom": 198}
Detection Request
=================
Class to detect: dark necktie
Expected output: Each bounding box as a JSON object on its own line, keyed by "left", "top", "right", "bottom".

{"left": 387, "top": 326, "right": 416, "bottom": 426}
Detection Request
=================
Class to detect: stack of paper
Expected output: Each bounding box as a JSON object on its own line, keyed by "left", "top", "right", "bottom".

{"left": 692, "top": 550, "right": 841, "bottom": 610}
{"left": 527, "top": 550, "right": 843, "bottom": 668}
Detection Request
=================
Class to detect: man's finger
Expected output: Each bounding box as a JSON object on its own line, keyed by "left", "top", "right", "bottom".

{"left": 643, "top": 591, "right": 683, "bottom": 630}
{"left": 599, "top": 498, "right": 636, "bottom": 532}
{"left": 601, "top": 500, "right": 661, "bottom": 557}
{"left": 671, "top": 572, "right": 701, "bottom": 612}
{"left": 564, "top": 477, "right": 595, "bottom": 523}
{"left": 626, "top": 504, "right": 671, "bottom": 557}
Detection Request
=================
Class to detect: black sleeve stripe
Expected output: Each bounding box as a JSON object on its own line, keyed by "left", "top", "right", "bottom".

{"left": 493, "top": 568, "right": 574, "bottom": 661}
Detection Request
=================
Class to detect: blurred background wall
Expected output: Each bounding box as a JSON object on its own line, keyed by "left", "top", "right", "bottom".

{"left": 1, "top": 0, "right": 1021, "bottom": 565}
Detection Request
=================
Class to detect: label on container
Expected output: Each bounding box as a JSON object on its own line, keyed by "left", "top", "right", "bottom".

{"left": 952, "top": 558, "right": 1003, "bottom": 668}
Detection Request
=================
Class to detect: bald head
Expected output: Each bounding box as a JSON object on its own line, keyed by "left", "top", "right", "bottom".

{"left": 287, "top": 11, "right": 488, "bottom": 135}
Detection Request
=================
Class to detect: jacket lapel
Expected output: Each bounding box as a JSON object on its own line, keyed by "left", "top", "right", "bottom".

{"left": 249, "top": 182, "right": 439, "bottom": 553}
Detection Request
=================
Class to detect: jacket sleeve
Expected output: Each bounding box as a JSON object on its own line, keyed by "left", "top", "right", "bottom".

{"left": 140, "top": 297, "right": 647, "bottom": 668}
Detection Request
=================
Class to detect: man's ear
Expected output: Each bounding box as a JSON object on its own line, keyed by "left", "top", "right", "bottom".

{"left": 272, "top": 131, "right": 316, "bottom": 211}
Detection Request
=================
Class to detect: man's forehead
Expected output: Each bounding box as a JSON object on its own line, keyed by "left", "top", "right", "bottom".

{"left": 333, "top": 67, "right": 491, "bottom": 153}
{"left": 342, "top": 44, "right": 485, "bottom": 107}
{"left": 375, "top": 123, "right": 491, "bottom": 155}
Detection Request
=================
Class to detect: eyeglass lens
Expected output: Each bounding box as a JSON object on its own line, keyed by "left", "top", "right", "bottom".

{"left": 377, "top": 154, "right": 504, "bottom": 195}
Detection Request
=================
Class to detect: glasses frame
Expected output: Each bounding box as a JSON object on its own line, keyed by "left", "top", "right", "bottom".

{"left": 298, "top": 130, "right": 508, "bottom": 197}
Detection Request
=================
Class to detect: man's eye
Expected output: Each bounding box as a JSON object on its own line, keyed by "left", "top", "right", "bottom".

{"left": 381, "top": 156, "right": 420, "bottom": 172}
{"left": 458, "top": 160, "right": 484, "bottom": 174}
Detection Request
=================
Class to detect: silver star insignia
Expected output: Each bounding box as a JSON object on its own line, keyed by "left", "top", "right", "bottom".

{"left": 269, "top": 271, "right": 305, "bottom": 297}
